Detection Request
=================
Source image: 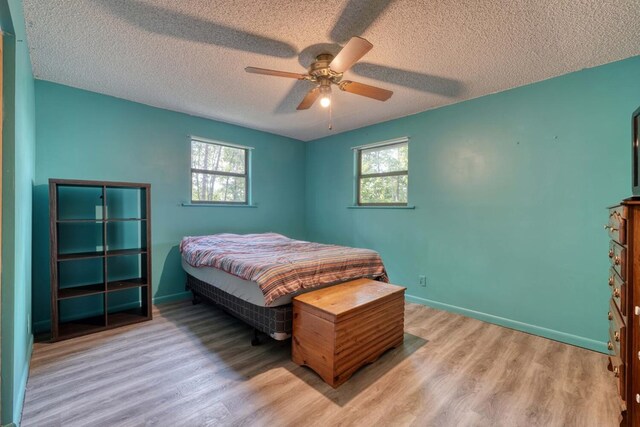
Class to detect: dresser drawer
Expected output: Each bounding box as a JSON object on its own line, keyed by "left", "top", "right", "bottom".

{"left": 607, "top": 206, "right": 627, "bottom": 245}
{"left": 609, "top": 267, "right": 627, "bottom": 317}
{"left": 609, "top": 355, "right": 626, "bottom": 402}
{"left": 609, "top": 240, "right": 626, "bottom": 281}
{"left": 608, "top": 299, "right": 625, "bottom": 360}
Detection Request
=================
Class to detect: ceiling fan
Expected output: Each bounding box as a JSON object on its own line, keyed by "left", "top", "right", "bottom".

{"left": 100, "top": 0, "right": 462, "bottom": 116}
{"left": 245, "top": 37, "right": 392, "bottom": 110}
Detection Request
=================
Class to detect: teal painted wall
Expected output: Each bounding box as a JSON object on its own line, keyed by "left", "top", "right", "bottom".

{"left": 1, "top": 0, "right": 36, "bottom": 425}
{"left": 306, "top": 56, "right": 640, "bottom": 352}
{"left": 32, "top": 81, "right": 306, "bottom": 331}
{"left": 34, "top": 57, "right": 640, "bottom": 354}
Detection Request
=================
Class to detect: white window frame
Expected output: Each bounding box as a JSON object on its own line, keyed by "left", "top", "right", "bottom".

{"left": 353, "top": 137, "right": 409, "bottom": 206}
{"left": 189, "top": 136, "right": 253, "bottom": 205}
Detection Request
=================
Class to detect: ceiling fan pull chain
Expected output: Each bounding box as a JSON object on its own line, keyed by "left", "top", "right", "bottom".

{"left": 329, "top": 98, "right": 333, "bottom": 131}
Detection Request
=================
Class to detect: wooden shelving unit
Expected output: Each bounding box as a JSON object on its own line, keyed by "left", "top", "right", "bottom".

{"left": 49, "top": 179, "right": 152, "bottom": 341}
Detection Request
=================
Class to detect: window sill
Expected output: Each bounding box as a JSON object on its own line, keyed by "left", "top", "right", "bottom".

{"left": 181, "top": 203, "right": 257, "bottom": 208}
{"left": 347, "top": 205, "right": 415, "bottom": 210}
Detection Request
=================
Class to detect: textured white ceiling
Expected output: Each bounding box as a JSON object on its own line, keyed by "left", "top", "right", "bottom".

{"left": 23, "top": 0, "right": 640, "bottom": 141}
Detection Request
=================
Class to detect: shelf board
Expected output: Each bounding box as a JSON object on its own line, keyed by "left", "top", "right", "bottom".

{"left": 57, "top": 248, "right": 147, "bottom": 262}
{"left": 106, "top": 249, "right": 147, "bottom": 257}
{"left": 57, "top": 280, "right": 146, "bottom": 298}
{"left": 57, "top": 218, "right": 147, "bottom": 223}
{"left": 107, "top": 278, "right": 148, "bottom": 292}
{"left": 53, "top": 308, "right": 151, "bottom": 341}
{"left": 57, "top": 315, "right": 106, "bottom": 341}
{"left": 57, "top": 219, "right": 104, "bottom": 223}
{"left": 107, "top": 307, "right": 149, "bottom": 328}
{"left": 58, "top": 251, "right": 104, "bottom": 261}
{"left": 51, "top": 178, "right": 150, "bottom": 188}
{"left": 58, "top": 283, "right": 105, "bottom": 300}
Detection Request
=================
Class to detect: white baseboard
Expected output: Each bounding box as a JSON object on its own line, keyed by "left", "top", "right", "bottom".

{"left": 405, "top": 294, "right": 607, "bottom": 353}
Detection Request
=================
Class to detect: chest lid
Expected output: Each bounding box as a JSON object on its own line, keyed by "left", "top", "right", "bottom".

{"left": 293, "top": 278, "right": 406, "bottom": 322}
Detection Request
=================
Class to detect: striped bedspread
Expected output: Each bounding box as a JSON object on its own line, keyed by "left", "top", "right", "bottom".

{"left": 180, "top": 233, "right": 388, "bottom": 306}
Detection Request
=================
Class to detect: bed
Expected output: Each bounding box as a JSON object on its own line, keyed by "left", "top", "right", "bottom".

{"left": 180, "top": 233, "right": 388, "bottom": 341}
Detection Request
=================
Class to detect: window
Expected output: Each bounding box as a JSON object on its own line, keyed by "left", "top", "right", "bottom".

{"left": 190, "top": 138, "right": 249, "bottom": 204}
{"left": 356, "top": 139, "right": 408, "bottom": 206}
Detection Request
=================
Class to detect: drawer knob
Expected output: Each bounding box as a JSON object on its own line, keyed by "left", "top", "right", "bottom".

{"left": 614, "top": 288, "right": 621, "bottom": 298}
{"left": 605, "top": 225, "right": 619, "bottom": 232}
{"left": 614, "top": 366, "right": 620, "bottom": 377}
{"left": 609, "top": 311, "right": 613, "bottom": 321}
{"left": 615, "top": 256, "right": 621, "bottom": 266}
{"left": 615, "top": 331, "right": 620, "bottom": 342}
{"left": 608, "top": 341, "right": 614, "bottom": 351}
{"left": 609, "top": 276, "right": 615, "bottom": 287}
{"left": 609, "top": 249, "right": 615, "bottom": 258}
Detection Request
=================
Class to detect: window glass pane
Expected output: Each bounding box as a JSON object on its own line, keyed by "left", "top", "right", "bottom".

{"left": 191, "top": 173, "right": 246, "bottom": 203}
{"left": 360, "top": 142, "right": 408, "bottom": 174}
{"left": 191, "top": 141, "right": 245, "bottom": 174}
{"left": 359, "top": 175, "right": 408, "bottom": 204}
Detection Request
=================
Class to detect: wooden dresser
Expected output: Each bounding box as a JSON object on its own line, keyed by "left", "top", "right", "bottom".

{"left": 607, "top": 199, "right": 640, "bottom": 426}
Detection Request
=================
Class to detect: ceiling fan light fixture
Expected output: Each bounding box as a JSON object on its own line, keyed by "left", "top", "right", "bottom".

{"left": 320, "top": 95, "right": 331, "bottom": 108}
{"left": 319, "top": 82, "right": 331, "bottom": 108}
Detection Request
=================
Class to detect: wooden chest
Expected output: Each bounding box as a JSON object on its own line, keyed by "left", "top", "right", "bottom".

{"left": 291, "top": 278, "right": 406, "bottom": 388}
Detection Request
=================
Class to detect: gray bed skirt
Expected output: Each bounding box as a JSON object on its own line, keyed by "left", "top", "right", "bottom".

{"left": 186, "top": 274, "right": 293, "bottom": 340}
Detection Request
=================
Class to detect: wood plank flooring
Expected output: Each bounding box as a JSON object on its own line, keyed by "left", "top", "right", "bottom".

{"left": 21, "top": 300, "right": 621, "bottom": 427}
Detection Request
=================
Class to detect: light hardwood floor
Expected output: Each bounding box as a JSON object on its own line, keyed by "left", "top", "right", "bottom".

{"left": 21, "top": 300, "right": 621, "bottom": 427}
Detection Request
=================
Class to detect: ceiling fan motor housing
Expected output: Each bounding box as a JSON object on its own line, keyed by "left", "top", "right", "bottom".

{"left": 308, "top": 54, "right": 343, "bottom": 84}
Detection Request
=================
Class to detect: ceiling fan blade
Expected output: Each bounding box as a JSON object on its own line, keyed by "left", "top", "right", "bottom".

{"left": 329, "top": 37, "right": 373, "bottom": 73}
{"left": 297, "top": 87, "right": 321, "bottom": 110}
{"left": 245, "top": 67, "right": 307, "bottom": 80}
{"left": 330, "top": 0, "right": 395, "bottom": 44}
{"left": 339, "top": 81, "right": 393, "bottom": 101}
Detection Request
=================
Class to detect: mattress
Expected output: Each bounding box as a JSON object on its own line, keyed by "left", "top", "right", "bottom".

{"left": 181, "top": 258, "right": 337, "bottom": 307}
{"left": 180, "top": 233, "right": 388, "bottom": 306}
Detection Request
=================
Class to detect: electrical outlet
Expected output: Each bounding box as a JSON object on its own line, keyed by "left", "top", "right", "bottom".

{"left": 418, "top": 275, "right": 427, "bottom": 287}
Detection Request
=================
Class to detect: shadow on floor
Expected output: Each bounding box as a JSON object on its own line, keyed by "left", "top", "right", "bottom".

{"left": 157, "top": 299, "right": 428, "bottom": 406}
{"left": 286, "top": 331, "right": 428, "bottom": 406}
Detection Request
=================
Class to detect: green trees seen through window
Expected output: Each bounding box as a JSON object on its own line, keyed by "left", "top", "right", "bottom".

{"left": 191, "top": 140, "right": 248, "bottom": 203}
{"left": 358, "top": 142, "right": 408, "bottom": 205}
